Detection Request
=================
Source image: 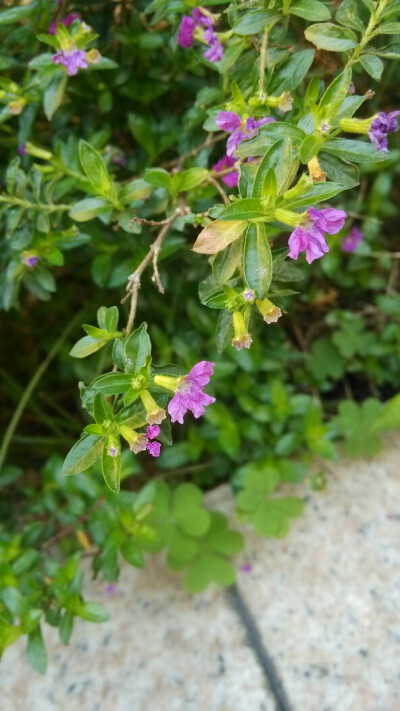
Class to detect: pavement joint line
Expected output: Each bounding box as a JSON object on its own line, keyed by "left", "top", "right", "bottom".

{"left": 228, "top": 585, "right": 295, "bottom": 711}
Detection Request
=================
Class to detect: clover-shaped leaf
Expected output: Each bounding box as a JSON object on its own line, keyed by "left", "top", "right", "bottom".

{"left": 169, "top": 512, "right": 243, "bottom": 594}
{"left": 236, "top": 464, "right": 304, "bottom": 538}
{"left": 332, "top": 398, "right": 383, "bottom": 457}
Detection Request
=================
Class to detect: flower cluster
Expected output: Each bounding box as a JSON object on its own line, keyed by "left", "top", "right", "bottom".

{"left": 216, "top": 111, "right": 275, "bottom": 156}
{"left": 288, "top": 207, "right": 347, "bottom": 264}
{"left": 368, "top": 111, "right": 400, "bottom": 152}
{"left": 177, "top": 7, "right": 223, "bottom": 63}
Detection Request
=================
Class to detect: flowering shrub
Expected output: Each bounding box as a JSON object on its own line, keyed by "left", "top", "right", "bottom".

{"left": 1, "top": 0, "right": 400, "bottom": 673}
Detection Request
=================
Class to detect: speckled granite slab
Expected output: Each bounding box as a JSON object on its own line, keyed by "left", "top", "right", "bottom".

{"left": 2, "top": 435, "right": 400, "bottom": 711}
{"left": 233, "top": 434, "right": 400, "bottom": 711}
{"left": 1, "top": 555, "right": 275, "bottom": 711}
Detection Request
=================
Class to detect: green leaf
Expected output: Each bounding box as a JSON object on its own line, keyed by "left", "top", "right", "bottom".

{"left": 171, "top": 168, "right": 208, "bottom": 194}
{"left": 93, "top": 393, "right": 114, "bottom": 425}
{"left": 333, "top": 399, "right": 383, "bottom": 457}
{"left": 318, "top": 70, "right": 352, "bottom": 114}
{"left": 359, "top": 54, "right": 384, "bottom": 81}
{"left": 70, "top": 198, "right": 111, "bottom": 222}
{"left": 212, "top": 239, "right": 242, "bottom": 283}
{"left": 269, "top": 49, "right": 315, "bottom": 93}
{"left": 59, "top": 612, "right": 74, "bottom": 645}
{"left": 76, "top": 602, "right": 110, "bottom": 623}
{"left": 0, "top": 617, "right": 21, "bottom": 654}
{"left": 91, "top": 372, "right": 131, "bottom": 395}
{"left": 0, "top": 3, "right": 39, "bottom": 25}
{"left": 318, "top": 154, "right": 360, "bottom": 188}
{"left": 243, "top": 223, "right": 272, "bottom": 299}
{"left": 290, "top": 0, "right": 331, "bottom": 21}
{"left": 299, "top": 134, "right": 322, "bottom": 163}
{"left": 335, "top": 0, "right": 366, "bottom": 32}
{"left": 371, "top": 394, "right": 400, "bottom": 432}
{"left": 82, "top": 325, "right": 111, "bottom": 339}
{"left": 69, "top": 335, "right": 108, "bottom": 358}
{"left": 233, "top": 10, "right": 279, "bottom": 35}
{"left": 120, "top": 540, "right": 145, "bottom": 567}
{"left": 216, "top": 309, "right": 234, "bottom": 353}
{"left": 307, "top": 338, "right": 345, "bottom": 381}
{"left": 305, "top": 23, "right": 358, "bottom": 51}
{"left": 79, "top": 140, "right": 112, "bottom": 196}
{"left": 218, "top": 198, "right": 265, "bottom": 221}
{"left": 280, "top": 182, "right": 348, "bottom": 209}
{"left": 252, "top": 137, "right": 294, "bottom": 197}
{"left": 198, "top": 275, "right": 227, "bottom": 309}
{"left": 124, "top": 322, "right": 152, "bottom": 374}
{"left": 2, "top": 587, "right": 28, "bottom": 616}
{"left": 101, "top": 445, "right": 121, "bottom": 493}
{"left": 62, "top": 434, "right": 104, "bottom": 476}
{"left": 183, "top": 555, "right": 212, "bottom": 592}
{"left": 375, "top": 22, "right": 400, "bottom": 35}
{"left": 28, "top": 625, "right": 47, "bottom": 675}
{"left": 144, "top": 168, "right": 172, "bottom": 191}
{"left": 43, "top": 72, "right": 67, "bottom": 121}
{"left": 97, "top": 305, "right": 119, "bottom": 332}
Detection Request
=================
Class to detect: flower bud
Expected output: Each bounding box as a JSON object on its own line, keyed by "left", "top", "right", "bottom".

{"left": 232, "top": 311, "right": 252, "bottom": 351}
{"left": 282, "top": 174, "right": 313, "bottom": 203}
{"left": 8, "top": 98, "right": 26, "bottom": 115}
{"left": 256, "top": 298, "right": 282, "bottom": 324}
{"left": 140, "top": 390, "right": 166, "bottom": 425}
{"left": 153, "top": 374, "right": 179, "bottom": 392}
{"left": 24, "top": 142, "right": 53, "bottom": 161}
{"left": 339, "top": 117, "right": 372, "bottom": 135}
{"left": 307, "top": 157, "right": 326, "bottom": 183}
{"left": 86, "top": 49, "right": 101, "bottom": 64}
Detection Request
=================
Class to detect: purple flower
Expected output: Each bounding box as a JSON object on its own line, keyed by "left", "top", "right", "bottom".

{"left": 108, "top": 446, "right": 119, "bottom": 457}
{"left": 341, "top": 226, "right": 363, "bottom": 252}
{"left": 105, "top": 583, "right": 116, "bottom": 595}
{"left": 144, "top": 424, "right": 162, "bottom": 457}
{"left": 146, "top": 441, "right": 161, "bottom": 458}
{"left": 204, "top": 37, "right": 224, "bottom": 63}
{"left": 177, "top": 16, "right": 196, "bottom": 48}
{"left": 191, "top": 8, "right": 210, "bottom": 26}
{"left": 308, "top": 207, "right": 347, "bottom": 235}
{"left": 146, "top": 424, "right": 160, "bottom": 440}
{"left": 18, "top": 143, "right": 26, "bottom": 156}
{"left": 48, "top": 12, "right": 81, "bottom": 35}
{"left": 288, "top": 207, "right": 347, "bottom": 264}
{"left": 368, "top": 111, "right": 400, "bottom": 152}
{"left": 52, "top": 48, "right": 88, "bottom": 76}
{"left": 168, "top": 361, "right": 215, "bottom": 425}
{"left": 216, "top": 112, "right": 275, "bottom": 157}
{"left": 21, "top": 252, "right": 38, "bottom": 267}
{"left": 216, "top": 111, "right": 242, "bottom": 132}
{"left": 212, "top": 154, "right": 239, "bottom": 187}
{"left": 240, "top": 563, "right": 252, "bottom": 573}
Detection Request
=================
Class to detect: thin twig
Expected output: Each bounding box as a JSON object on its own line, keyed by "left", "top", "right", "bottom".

{"left": 163, "top": 134, "right": 225, "bottom": 169}
{"left": 207, "top": 175, "right": 230, "bottom": 204}
{"left": 122, "top": 210, "right": 183, "bottom": 335}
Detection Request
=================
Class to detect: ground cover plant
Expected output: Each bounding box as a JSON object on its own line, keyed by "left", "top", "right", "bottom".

{"left": 1, "top": 0, "right": 400, "bottom": 673}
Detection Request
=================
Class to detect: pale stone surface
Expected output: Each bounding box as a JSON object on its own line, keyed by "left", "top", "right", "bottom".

{"left": 1, "top": 555, "right": 275, "bottom": 711}
{"left": 233, "top": 434, "right": 400, "bottom": 711}
{"left": 2, "top": 436, "right": 400, "bottom": 711}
